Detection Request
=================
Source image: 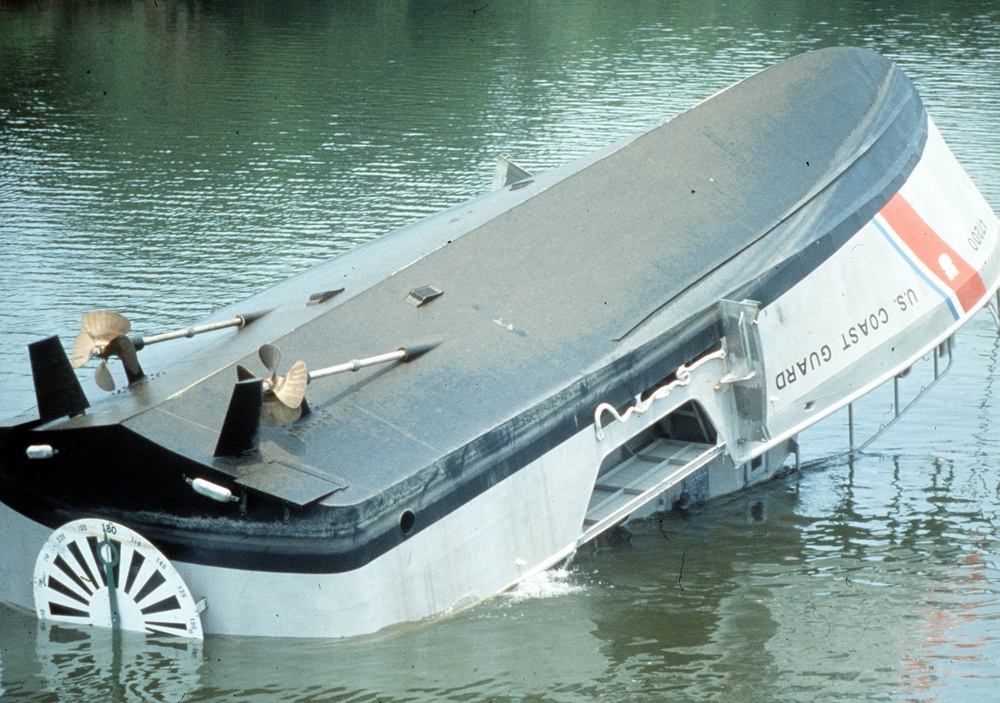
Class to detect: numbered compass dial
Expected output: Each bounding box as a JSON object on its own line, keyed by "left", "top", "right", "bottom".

{"left": 33, "top": 519, "right": 204, "bottom": 639}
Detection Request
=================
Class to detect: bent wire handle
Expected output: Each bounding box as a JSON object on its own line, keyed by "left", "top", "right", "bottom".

{"left": 593, "top": 349, "right": 726, "bottom": 440}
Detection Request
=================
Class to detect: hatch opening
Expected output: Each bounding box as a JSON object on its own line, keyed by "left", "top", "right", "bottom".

{"left": 580, "top": 401, "right": 722, "bottom": 546}
{"left": 597, "top": 401, "right": 717, "bottom": 479}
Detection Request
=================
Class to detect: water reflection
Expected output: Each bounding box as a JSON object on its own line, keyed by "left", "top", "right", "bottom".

{"left": 35, "top": 625, "right": 203, "bottom": 702}
{"left": 894, "top": 541, "right": 999, "bottom": 699}
{"left": 2, "top": 581, "right": 608, "bottom": 702}
{"left": 0, "top": 614, "right": 198, "bottom": 701}
{"left": 571, "top": 453, "right": 1000, "bottom": 702}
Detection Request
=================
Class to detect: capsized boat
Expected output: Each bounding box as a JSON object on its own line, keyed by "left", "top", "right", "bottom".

{"left": 1, "top": 47, "right": 998, "bottom": 639}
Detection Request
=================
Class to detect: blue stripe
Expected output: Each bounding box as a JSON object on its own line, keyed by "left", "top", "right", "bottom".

{"left": 873, "top": 218, "right": 961, "bottom": 320}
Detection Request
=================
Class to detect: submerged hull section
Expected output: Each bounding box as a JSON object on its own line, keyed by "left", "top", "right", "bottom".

{"left": 1, "top": 47, "right": 998, "bottom": 638}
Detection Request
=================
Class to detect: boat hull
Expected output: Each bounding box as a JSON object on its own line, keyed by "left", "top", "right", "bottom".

{"left": 1, "top": 48, "right": 998, "bottom": 639}
{"left": 1, "top": 372, "right": 793, "bottom": 638}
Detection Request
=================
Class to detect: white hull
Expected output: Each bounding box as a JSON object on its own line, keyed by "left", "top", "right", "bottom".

{"left": 760, "top": 121, "right": 1000, "bottom": 445}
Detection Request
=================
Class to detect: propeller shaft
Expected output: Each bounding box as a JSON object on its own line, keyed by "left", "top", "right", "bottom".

{"left": 307, "top": 339, "right": 442, "bottom": 381}
{"left": 136, "top": 313, "right": 267, "bottom": 349}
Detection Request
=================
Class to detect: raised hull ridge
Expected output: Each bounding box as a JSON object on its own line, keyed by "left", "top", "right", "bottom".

{"left": 1, "top": 47, "right": 998, "bottom": 638}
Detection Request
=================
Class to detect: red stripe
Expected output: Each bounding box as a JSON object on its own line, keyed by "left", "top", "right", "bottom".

{"left": 880, "top": 192, "right": 986, "bottom": 313}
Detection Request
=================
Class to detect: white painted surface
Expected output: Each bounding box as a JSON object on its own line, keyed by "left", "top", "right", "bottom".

{"left": 759, "top": 119, "right": 1000, "bottom": 440}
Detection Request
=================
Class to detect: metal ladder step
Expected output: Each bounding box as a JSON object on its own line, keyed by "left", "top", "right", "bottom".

{"left": 579, "top": 439, "right": 722, "bottom": 547}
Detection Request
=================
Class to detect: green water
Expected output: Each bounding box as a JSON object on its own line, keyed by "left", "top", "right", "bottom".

{"left": 2, "top": 1, "right": 1000, "bottom": 701}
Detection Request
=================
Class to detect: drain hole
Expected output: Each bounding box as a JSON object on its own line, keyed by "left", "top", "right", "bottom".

{"left": 399, "top": 510, "right": 416, "bottom": 536}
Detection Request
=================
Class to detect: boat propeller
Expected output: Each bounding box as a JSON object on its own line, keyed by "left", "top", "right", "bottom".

{"left": 71, "top": 310, "right": 133, "bottom": 391}
{"left": 70, "top": 308, "right": 270, "bottom": 391}
{"left": 216, "top": 338, "right": 442, "bottom": 454}
{"left": 243, "top": 344, "right": 310, "bottom": 426}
